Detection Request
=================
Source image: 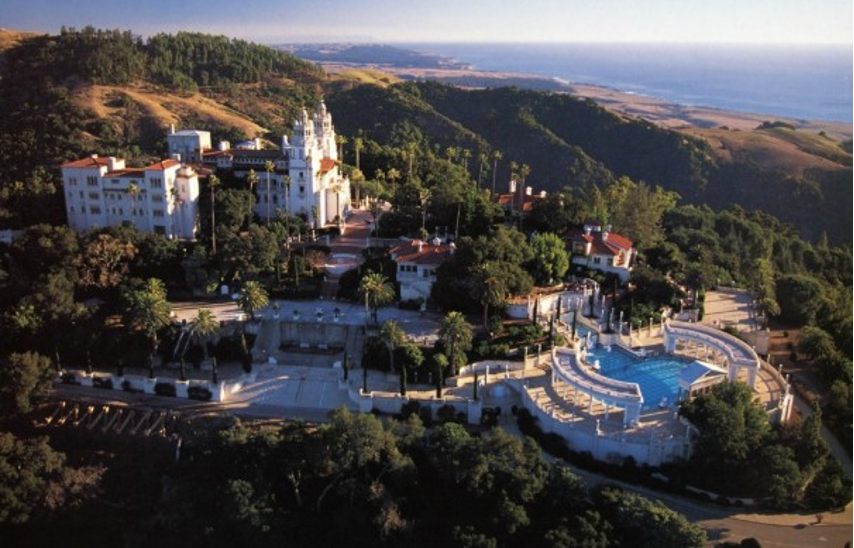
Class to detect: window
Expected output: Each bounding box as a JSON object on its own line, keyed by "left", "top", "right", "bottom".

{"left": 299, "top": 185, "right": 305, "bottom": 194}
{"left": 593, "top": 257, "right": 601, "bottom": 265}
{"left": 89, "top": 206, "right": 101, "bottom": 214}
{"left": 68, "top": 177, "right": 77, "bottom": 186}
{"left": 153, "top": 209, "right": 164, "bottom": 218}
{"left": 89, "top": 192, "right": 100, "bottom": 200}
{"left": 153, "top": 225, "right": 166, "bottom": 235}
{"left": 79, "top": 191, "right": 84, "bottom": 199}
{"left": 87, "top": 176, "right": 98, "bottom": 186}
{"left": 112, "top": 179, "right": 120, "bottom": 185}
{"left": 152, "top": 195, "right": 163, "bottom": 203}
{"left": 151, "top": 178, "right": 163, "bottom": 189}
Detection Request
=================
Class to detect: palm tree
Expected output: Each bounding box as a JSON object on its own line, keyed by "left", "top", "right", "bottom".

{"left": 474, "top": 263, "right": 506, "bottom": 331}
{"left": 282, "top": 175, "right": 292, "bottom": 215}
{"left": 358, "top": 272, "right": 395, "bottom": 325}
{"left": 264, "top": 160, "right": 275, "bottom": 224}
{"left": 128, "top": 182, "right": 140, "bottom": 229}
{"left": 433, "top": 353, "right": 448, "bottom": 398}
{"left": 477, "top": 152, "right": 488, "bottom": 190}
{"left": 520, "top": 164, "right": 531, "bottom": 187}
{"left": 209, "top": 174, "right": 220, "bottom": 254}
{"left": 247, "top": 169, "right": 260, "bottom": 224}
{"left": 386, "top": 168, "right": 401, "bottom": 197}
{"left": 380, "top": 320, "right": 406, "bottom": 395}
{"left": 353, "top": 136, "right": 363, "bottom": 170}
{"left": 369, "top": 201, "right": 383, "bottom": 237}
{"left": 509, "top": 161, "right": 519, "bottom": 183}
{"left": 438, "top": 311, "right": 472, "bottom": 377}
{"left": 461, "top": 148, "right": 472, "bottom": 172}
{"left": 238, "top": 281, "right": 269, "bottom": 321}
{"left": 491, "top": 150, "right": 503, "bottom": 194}
{"left": 123, "top": 278, "right": 171, "bottom": 378}
{"left": 192, "top": 309, "right": 220, "bottom": 380}
{"left": 419, "top": 187, "right": 431, "bottom": 232}
{"left": 406, "top": 141, "right": 418, "bottom": 182}
{"left": 336, "top": 134, "right": 347, "bottom": 161}
{"left": 444, "top": 146, "right": 459, "bottom": 163}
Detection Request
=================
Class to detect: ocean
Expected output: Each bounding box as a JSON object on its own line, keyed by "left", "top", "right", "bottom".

{"left": 405, "top": 43, "right": 853, "bottom": 123}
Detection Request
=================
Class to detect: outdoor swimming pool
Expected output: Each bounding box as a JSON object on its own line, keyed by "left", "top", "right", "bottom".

{"left": 584, "top": 344, "right": 693, "bottom": 410}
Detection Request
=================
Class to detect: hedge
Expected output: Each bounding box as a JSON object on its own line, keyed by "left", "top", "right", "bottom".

{"left": 154, "top": 382, "right": 177, "bottom": 397}
{"left": 188, "top": 385, "right": 213, "bottom": 401}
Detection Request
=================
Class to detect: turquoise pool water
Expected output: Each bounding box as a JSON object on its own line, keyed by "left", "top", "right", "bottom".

{"left": 581, "top": 340, "right": 692, "bottom": 410}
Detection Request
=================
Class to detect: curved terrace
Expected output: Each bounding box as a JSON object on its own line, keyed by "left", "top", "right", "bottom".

{"left": 551, "top": 345, "right": 643, "bottom": 426}
{"left": 664, "top": 320, "right": 760, "bottom": 387}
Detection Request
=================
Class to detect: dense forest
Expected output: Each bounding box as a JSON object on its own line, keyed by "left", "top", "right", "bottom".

{"left": 1, "top": 409, "right": 708, "bottom": 547}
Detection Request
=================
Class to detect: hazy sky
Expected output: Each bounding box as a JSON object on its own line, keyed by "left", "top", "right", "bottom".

{"left": 2, "top": 0, "right": 851, "bottom": 44}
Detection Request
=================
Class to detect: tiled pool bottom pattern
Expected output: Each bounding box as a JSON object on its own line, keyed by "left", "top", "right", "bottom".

{"left": 584, "top": 345, "right": 693, "bottom": 410}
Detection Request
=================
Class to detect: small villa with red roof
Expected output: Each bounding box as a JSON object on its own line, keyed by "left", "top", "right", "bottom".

{"left": 568, "top": 221, "right": 635, "bottom": 282}
{"left": 390, "top": 238, "right": 456, "bottom": 302}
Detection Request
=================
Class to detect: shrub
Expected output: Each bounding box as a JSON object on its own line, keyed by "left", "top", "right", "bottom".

{"left": 188, "top": 385, "right": 212, "bottom": 401}
{"left": 418, "top": 406, "right": 434, "bottom": 428}
{"left": 60, "top": 373, "right": 79, "bottom": 385}
{"left": 92, "top": 377, "right": 113, "bottom": 390}
{"left": 398, "top": 298, "right": 423, "bottom": 311}
{"left": 436, "top": 404, "right": 459, "bottom": 424}
{"left": 480, "top": 407, "right": 499, "bottom": 427}
{"left": 154, "top": 382, "right": 177, "bottom": 397}
{"left": 400, "top": 400, "right": 421, "bottom": 419}
{"left": 121, "top": 379, "right": 142, "bottom": 393}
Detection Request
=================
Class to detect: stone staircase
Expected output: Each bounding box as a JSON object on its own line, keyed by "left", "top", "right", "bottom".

{"left": 252, "top": 319, "right": 281, "bottom": 363}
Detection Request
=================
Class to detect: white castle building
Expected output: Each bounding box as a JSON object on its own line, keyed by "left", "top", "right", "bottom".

{"left": 198, "top": 102, "right": 351, "bottom": 227}
{"left": 61, "top": 155, "right": 200, "bottom": 239}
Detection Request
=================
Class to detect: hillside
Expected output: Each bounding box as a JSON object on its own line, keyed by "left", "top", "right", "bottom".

{"left": 0, "top": 27, "right": 850, "bottom": 244}
{"left": 328, "top": 82, "right": 852, "bottom": 243}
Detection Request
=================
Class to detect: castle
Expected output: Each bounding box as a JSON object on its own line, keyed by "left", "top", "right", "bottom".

{"left": 188, "top": 101, "right": 350, "bottom": 228}
{"left": 61, "top": 103, "right": 351, "bottom": 239}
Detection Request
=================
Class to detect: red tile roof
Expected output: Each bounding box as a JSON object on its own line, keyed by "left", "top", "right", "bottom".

{"left": 493, "top": 192, "right": 542, "bottom": 212}
{"left": 391, "top": 240, "right": 454, "bottom": 266}
{"left": 104, "top": 168, "right": 145, "bottom": 178}
{"left": 320, "top": 158, "right": 337, "bottom": 174}
{"left": 570, "top": 230, "right": 633, "bottom": 256}
{"left": 144, "top": 159, "right": 180, "bottom": 171}
{"left": 62, "top": 157, "right": 111, "bottom": 168}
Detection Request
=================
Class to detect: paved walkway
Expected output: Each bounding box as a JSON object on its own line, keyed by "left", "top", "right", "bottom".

{"left": 321, "top": 209, "right": 373, "bottom": 298}
{"left": 703, "top": 288, "right": 760, "bottom": 331}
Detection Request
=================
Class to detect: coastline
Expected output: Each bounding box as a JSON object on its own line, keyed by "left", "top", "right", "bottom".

{"left": 322, "top": 63, "right": 852, "bottom": 140}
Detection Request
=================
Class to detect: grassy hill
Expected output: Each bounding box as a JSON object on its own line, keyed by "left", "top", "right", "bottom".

{"left": 0, "top": 27, "right": 850, "bottom": 244}
{"left": 684, "top": 125, "right": 852, "bottom": 175}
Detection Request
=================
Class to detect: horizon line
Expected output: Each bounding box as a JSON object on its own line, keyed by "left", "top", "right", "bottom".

{"left": 4, "top": 27, "right": 851, "bottom": 48}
